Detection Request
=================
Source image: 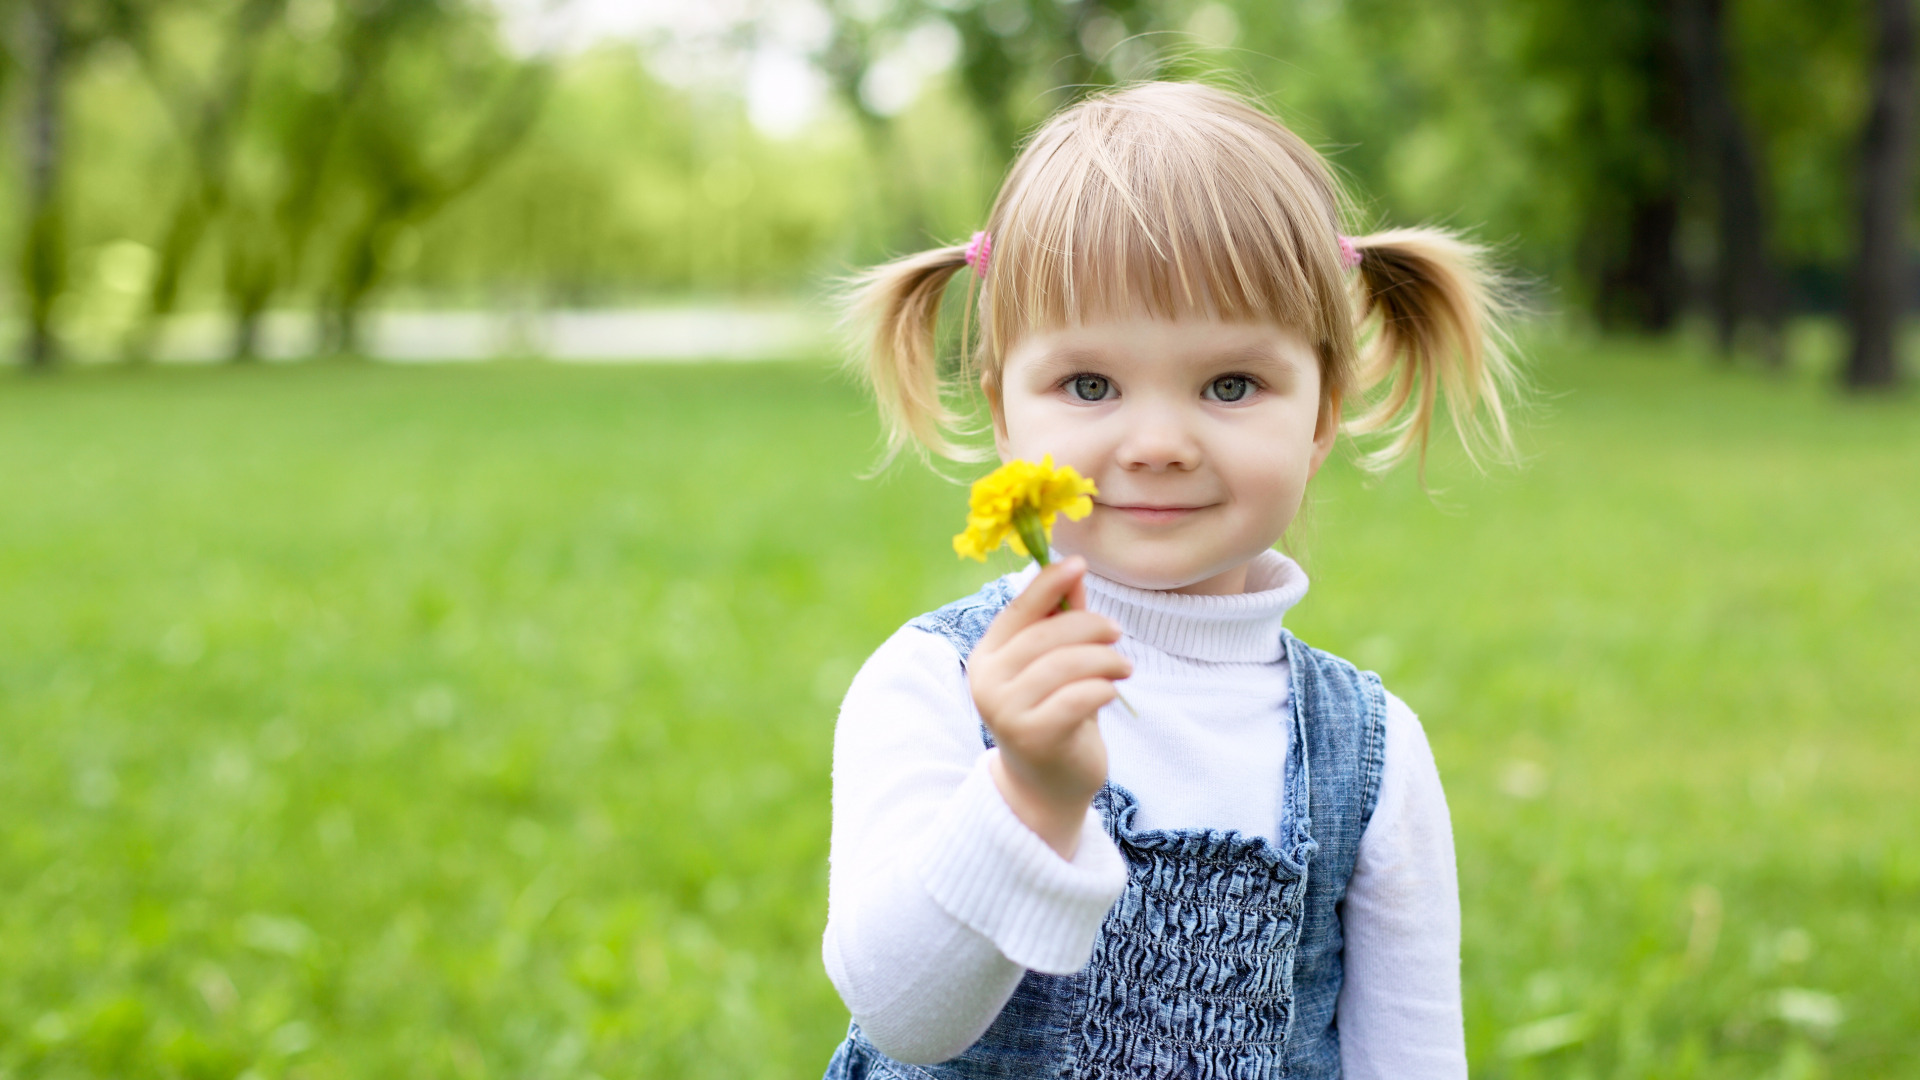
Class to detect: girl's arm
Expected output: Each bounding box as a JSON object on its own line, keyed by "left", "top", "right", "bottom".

{"left": 1336, "top": 692, "right": 1468, "bottom": 1080}
{"left": 824, "top": 622, "right": 1127, "bottom": 1064}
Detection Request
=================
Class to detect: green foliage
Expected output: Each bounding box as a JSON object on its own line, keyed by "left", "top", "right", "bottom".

{"left": 1, "top": 336, "right": 1916, "bottom": 1075}
{"left": 5, "top": 0, "right": 1913, "bottom": 349}
{"left": 305, "top": 0, "right": 550, "bottom": 348}
{"left": 405, "top": 49, "right": 876, "bottom": 303}
{"left": 1734, "top": 0, "right": 1867, "bottom": 265}
{"left": 2, "top": 0, "right": 549, "bottom": 360}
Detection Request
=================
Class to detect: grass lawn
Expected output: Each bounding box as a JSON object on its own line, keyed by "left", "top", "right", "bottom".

{"left": 1, "top": 338, "right": 1915, "bottom": 1078}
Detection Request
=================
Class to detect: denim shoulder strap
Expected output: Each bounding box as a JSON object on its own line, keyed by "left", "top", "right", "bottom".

{"left": 905, "top": 575, "right": 1019, "bottom": 667}
{"left": 1282, "top": 629, "right": 1389, "bottom": 1077}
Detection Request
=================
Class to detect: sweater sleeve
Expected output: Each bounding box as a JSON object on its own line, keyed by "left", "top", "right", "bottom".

{"left": 1336, "top": 690, "right": 1466, "bottom": 1080}
{"left": 823, "top": 625, "right": 1129, "bottom": 1065}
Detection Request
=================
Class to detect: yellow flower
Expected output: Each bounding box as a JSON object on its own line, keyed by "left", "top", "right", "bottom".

{"left": 953, "top": 455, "right": 1098, "bottom": 563}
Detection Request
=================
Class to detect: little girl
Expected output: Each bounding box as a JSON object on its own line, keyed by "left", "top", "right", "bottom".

{"left": 822, "top": 82, "right": 1518, "bottom": 1079}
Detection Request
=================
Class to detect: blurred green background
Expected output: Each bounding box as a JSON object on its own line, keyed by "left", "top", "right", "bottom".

{"left": 2, "top": 0, "right": 1918, "bottom": 1077}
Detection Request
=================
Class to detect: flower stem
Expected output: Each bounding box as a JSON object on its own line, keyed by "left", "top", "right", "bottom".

{"left": 1010, "top": 508, "right": 1064, "bottom": 610}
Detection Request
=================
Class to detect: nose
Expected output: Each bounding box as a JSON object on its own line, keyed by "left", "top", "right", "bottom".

{"left": 1115, "top": 401, "right": 1201, "bottom": 472}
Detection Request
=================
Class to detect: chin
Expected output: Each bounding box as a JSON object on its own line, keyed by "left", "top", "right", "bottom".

{"left": 1083, "top": 557, "right": 1206, "bottom": 592}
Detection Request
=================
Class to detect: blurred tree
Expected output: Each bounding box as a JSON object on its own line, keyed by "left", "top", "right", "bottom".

{"left": 813, "top": 0, "right": 934, "bottom": 247}
{"left": 1845, "top": 0, "right": 1913, "bottom": 388}
{"left": 817, "top": 0, "right": 899, "bottom": 146}
{"left": 1732, "top": 0, "right": 1865, "bottom": 306}
{"left": 942, "top": 0, "right": 1162, "bottom": 162}
{"left": 816, "top": 0, "right": 1163, "bottom": 249}
{"left": 0, "top": 0, "right": 1909, "bottom": 370}
{"left": 7, "top": 1, "right": 143, "bottom": 367}
{"left": 1510, "top": 0, "right": 1691, "bottom": 333}
{"left": 216, "top": 28, "right": 332, "bottom": 365}
{"left": 1, "top": 0, "right": 548, "bottom": 362}
{"left": 1444, "top": 0, "right": 1792, "bottom": 350}
{"left": 14, "top": 0, "right": 66, "bottom": 369}
{"left": 215, "top": 0, "right": 411, "bottom": 361}
{"left": 403, "top": 49, "right": 867, "bottom": 301}
{"left": 214, "top": 17, "right": 356, "bottom": 362}
{"left": 1673, "top": 0, "right": 1785, "bottom": 363}
{"left": 314, "top": 0, "right": 548, "bottom": 354}
{"left": 8, "top": 0, "right": 192, "bottom": 369}
{"left": 124, "top": 0, "right": 288, "bottom": 362}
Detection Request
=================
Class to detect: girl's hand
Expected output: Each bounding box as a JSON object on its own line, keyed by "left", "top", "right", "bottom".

{"left": 968, "top": 556, "right": 1131, "bottom": 858}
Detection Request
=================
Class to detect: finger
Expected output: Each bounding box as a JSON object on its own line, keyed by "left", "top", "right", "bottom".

{"left": 992, "top": 611, "right": 1122, "bottom": 674}
{"left": 1063, "top": 565, "right": 1088, "bottom": 612}
{"left": 975, "top": 557, "right": 1088, "bottom": 652}
{"left": 991, "top": 678, "right": 1115, "bottom": 758}
{"left": 1027, "top": 677, "right": 1120, "bottom": 729}
{"left": 1003, "top": 645, "right": 1132, "bottom": 714}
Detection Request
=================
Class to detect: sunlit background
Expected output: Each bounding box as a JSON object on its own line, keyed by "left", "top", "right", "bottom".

{"left": 1, "top": 0, "right": 1916, "bottom": 1076}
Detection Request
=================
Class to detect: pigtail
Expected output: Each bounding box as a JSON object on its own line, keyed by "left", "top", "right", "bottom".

{"left": 842, "top": 245, "right": 979, "bottom": 464}
{"left": 1344, "top": 227, "right": 1523, "bottom": 475}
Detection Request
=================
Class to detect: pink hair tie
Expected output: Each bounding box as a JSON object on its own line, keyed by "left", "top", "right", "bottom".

{"left": 1338, "top": 234, "right": 1362, "bottom": 271}
{"left": 964, "top": 230, "right": 992, "bottom": 277}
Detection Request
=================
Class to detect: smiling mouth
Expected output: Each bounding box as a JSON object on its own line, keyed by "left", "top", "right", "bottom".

{"left": 1103, "top": 503, "right": 1210, "bottom": 524}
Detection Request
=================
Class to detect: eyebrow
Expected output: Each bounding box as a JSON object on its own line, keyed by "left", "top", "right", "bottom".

{"left": 1023, "top": 336, "right": 1309, "bottom": 379}
{"left": 1036, "top": 342, "right": 1287, "bottom": 365}
{"left": 1210, "top": 342, "right": 1292, "bottom": 370}
{"left": 1028, "top": 347, "right": 1108, "bottom": 373}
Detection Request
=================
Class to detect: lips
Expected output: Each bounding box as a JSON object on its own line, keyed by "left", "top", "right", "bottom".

{"left": 1103, "top": 503, "right": 1208, "bottom": 524}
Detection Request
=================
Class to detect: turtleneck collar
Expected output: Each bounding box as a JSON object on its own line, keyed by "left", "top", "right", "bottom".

{"left": 1074, "top": 549, "right": 1309, "bottom": 664}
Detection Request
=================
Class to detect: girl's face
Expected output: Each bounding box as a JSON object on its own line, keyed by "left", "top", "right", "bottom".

{"left": 990, "top": 314, "right": 1337, "bottom": 595}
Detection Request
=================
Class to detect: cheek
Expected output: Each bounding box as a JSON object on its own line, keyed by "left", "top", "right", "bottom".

{"left": 1000, "top": 395, "right": 1101, "bottom": 462}
{"left": 1219, "top": 419, "right": 1316, "bottom": 508}
{"left": 997, "top": 392, "right": 1049, "bottom": 451}
{"left": 1241, "top": 458, "right": 1306, "bottom": 515}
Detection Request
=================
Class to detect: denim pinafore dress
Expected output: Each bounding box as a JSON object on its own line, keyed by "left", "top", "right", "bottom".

{"left": 824, "top": 575, "right": 1388, "bottom": 1080}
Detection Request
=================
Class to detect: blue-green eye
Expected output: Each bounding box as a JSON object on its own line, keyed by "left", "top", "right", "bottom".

{"left": 1070, "top": 375, "right": 1113, "bottom": 401}
{"left": 1206, "top": 375, "right": 1254, "bottom": 402}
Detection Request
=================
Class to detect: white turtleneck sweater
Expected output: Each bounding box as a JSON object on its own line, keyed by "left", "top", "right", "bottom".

{"left": 822, "top": 550, "right": 1465, "bottom": 1078}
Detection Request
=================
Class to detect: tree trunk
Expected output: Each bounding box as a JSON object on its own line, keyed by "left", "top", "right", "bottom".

{"left": 229, "top": 250, "right": 277, "bottom": 363}
{"left": 1600, "top": 194, "right": 1683, "bottom": 332}
{"left": 18, "top": 0, "right": 66, "bottom": 371}
{"left": 128, "top": 197, "right": 211, "bottom": 363}
{"left": 1672, "top": 0, "right": 1785, "bottom": 364}
{"left": 1846, "top": 0, "right": 1916, "bottom": 390}
{"left": 231, "top": 295, "right": 268, "bottom": 362}
{"left": 1576, "top": 0, "right": 1688, "bottom": 334}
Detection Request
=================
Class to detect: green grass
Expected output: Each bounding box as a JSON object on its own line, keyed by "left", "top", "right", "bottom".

{"left": 0, "top": 340, "right": 1915, "bottom": 1079}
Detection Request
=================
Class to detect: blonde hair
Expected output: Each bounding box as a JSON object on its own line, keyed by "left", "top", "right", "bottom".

{"left": 846, "top": 81, "right": 1521, "bottom": 472}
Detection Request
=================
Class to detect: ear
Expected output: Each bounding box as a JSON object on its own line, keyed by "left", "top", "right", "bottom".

{"left": 982, "top": 370, "right": 1010, "bottom": 460}
{"left": 1307, "top": 383, "right": 1341, "bottom": 478}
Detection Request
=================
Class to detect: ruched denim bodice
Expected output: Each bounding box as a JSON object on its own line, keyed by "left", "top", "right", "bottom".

{"left": 826, "top": 574, "right": 1386, "bottom": 1080}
